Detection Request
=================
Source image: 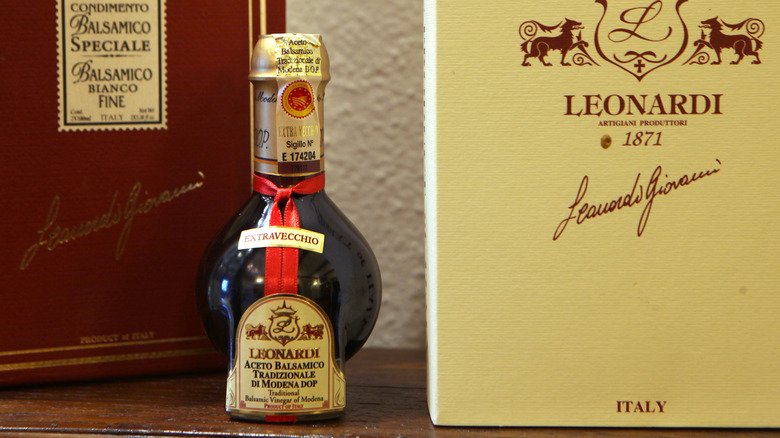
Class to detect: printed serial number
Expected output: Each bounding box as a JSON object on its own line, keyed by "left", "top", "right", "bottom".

{"left": 283, "top": 151, "right": 317, "bottom": 161}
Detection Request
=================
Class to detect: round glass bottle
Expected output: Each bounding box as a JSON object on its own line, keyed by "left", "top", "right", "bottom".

{"left": 196, "top": 34, "right": 381, "bottom": 422}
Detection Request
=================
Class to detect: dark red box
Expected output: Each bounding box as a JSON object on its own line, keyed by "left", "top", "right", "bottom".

{"left": 0, "top": 0, "right": 285, "bottom": 385}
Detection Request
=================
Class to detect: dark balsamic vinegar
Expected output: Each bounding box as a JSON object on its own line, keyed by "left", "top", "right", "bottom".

{"left": 196, "top": 189, "right": 381, "bottom": 368}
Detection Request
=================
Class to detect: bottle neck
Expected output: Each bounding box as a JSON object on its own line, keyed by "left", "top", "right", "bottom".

{"left": 252, "top": 79, "right": 326, "bottom": 188}
{"left": 250, "top": 35, "right": 328, "bottom": 189}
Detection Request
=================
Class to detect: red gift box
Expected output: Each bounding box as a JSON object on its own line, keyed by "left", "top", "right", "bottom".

{"left": 0, "top": 0, "right": 285, "bottom": 386}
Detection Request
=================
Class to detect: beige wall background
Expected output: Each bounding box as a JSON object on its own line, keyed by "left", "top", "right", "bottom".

{"left": 286, "top": 1, "right": 426, "bottom": 348}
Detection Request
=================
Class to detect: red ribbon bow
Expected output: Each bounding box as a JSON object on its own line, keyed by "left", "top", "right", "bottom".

{"left": 252, "top": 173, "right": 325, "bottom": 296}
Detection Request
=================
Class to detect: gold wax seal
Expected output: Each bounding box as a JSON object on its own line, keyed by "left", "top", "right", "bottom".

{"left": 601, "top": 135, "right": 612, "bottom": 149}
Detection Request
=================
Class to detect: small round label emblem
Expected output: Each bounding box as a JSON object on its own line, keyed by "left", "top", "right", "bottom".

{"left": 281, "top": 80, "right": 315, "bottom": 119}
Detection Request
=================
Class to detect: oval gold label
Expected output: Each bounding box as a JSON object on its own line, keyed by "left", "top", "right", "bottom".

{"left": 226, "top": 294, "right": 345, "bottom": 418}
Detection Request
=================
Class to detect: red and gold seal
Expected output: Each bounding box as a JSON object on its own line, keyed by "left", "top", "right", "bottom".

{"left": 281, "top": 80, "right": 315, "bottom": 119}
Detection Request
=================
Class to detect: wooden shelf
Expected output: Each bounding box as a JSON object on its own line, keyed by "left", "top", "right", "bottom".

{"left": 0, "top": 349, "right": 776, "bottom": 437}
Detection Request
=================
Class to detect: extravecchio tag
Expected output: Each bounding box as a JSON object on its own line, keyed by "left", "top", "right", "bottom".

{"left": 238, "top": 226, "right": 324, "bottom": 253}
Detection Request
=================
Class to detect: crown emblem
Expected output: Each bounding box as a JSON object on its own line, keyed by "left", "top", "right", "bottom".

{"left": 271, "top": 302, "right": 297, "bottom": 317}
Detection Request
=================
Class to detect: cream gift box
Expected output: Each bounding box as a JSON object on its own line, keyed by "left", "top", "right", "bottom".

{"left": 424, "top": 0, "right": 780, "bottom": 427}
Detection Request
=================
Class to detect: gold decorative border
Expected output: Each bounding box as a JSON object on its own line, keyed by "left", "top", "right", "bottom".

{"left": 0, "top": 348, "right": 215, "bottom": 372}
{"left": 0, "top": 336, "right": 209, "bottom": 358}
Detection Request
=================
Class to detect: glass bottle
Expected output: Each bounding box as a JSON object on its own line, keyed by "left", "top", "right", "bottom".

{"left": 196, "top": 34, "right": 381, "bottom": 422}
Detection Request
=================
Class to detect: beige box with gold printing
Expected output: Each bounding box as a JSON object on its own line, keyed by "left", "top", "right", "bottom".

{"left": 424, "top": 0, "right": 780, "bottom": 427}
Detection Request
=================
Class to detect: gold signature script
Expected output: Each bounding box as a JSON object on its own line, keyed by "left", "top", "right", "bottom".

{"left": 553, "top": 160, "right": 722, "bottom": 241}
{"left": 20, "top": 172, "right": 206, "bottom": 270}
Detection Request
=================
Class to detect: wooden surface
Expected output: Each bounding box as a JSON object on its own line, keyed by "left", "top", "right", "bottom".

{"left": 0, "top": 348, "right": 777, "bottom": 437}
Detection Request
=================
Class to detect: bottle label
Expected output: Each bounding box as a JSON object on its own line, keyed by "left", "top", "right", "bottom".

{"left": 226, "top": 294, "right": 345, "bottom": 418}
{"left": 57, "top": 0, "right": 167, "bottom": 131}
{"left": 254, "top": 35, "right": 324, "bottom": 177}
{"left": 237, "top": 226, "right": 324, "bottom": 253}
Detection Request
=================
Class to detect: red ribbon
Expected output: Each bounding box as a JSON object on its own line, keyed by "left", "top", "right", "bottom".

{"left": 252, "top": 173, "right": 325, "bottom": 296}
